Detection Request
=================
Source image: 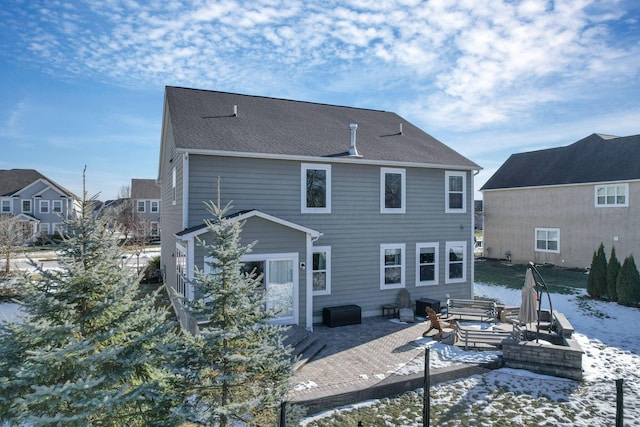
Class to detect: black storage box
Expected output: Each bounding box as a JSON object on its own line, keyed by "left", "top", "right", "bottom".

{"left": 322, "top": 305, "right": 361, "bottom": 327}
{"left": 415, "top": 298, "right": 441, "bottom": 317}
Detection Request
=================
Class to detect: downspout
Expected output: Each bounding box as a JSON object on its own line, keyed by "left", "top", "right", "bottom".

{"left": 471, "top": 169, "right": 480, "bottom": 299}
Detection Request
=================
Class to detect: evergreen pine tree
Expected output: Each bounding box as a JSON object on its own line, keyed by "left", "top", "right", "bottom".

{"left": 617, "top": 255, "right": 640, "bottom": 307}
{"left": 0, "top": 187, "right": 180, "bottom": 425}
{"left": 606, "top": 246, "right": 621, "bottom": 302}
{"left": 175, "top": 201, "right": 294, "bottom": 426}
{"left": 586, "top": 243, "right": 607, "bottom": 300}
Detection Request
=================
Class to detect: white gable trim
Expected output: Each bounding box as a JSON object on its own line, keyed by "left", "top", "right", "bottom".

{"left": 175, "top": 210, "right": 321, "bottom": 240}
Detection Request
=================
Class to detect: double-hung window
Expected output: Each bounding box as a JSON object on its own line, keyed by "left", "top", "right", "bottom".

{"left": 381, "top": 168, "right": 406, "bottom": 213}
{"left": 40, "top": 200, "right": 50, "bottom": 214}
{"left": 416, "top": 242, "right": 439, "bottom": 286}
{"left": 1, "top": 199, "right": 11, "bottom": 213}
{"left": 312, "top": 246, "right": 331, "bottom": 295}
{"left": 445, "top": 171, "right": 466, "bottom": 212}
{"left": 445, "top": 241, "right": 466, "bottom": 284}
{"left": 595, "top": 184, "right": 628, "bottom": 207}
{"left": 535, "top": 228, "right": 559, "bottom": 253}
{"left": 380, "top": 243, "right": 405, "bottom": 289}
{"left": 302, "top": 164, "right": 331, "bottom": 213}
{"left": 52, "top": 200, "right": 62, "bottom": 213}
{"left": 151, "top": 201, "right": 159, "bottom": 213}
{"left": 22, "top": 200, "right": 32, "bottom": 213}
{"left": 137, "top": 200, "right": 146, "bottom": 212}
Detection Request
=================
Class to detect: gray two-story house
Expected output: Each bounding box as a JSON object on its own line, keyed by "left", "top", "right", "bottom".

{"left": 130, "top": 178, "right": 161, "bottom": 239}
{"left": 158, "top": 87, "right": 481, "bottom": 331}
{"left": 0, "top": 169, "right": 79, "bottom": 241}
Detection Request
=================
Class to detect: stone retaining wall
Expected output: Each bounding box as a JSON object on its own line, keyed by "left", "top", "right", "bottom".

{"left": 502, "top": 337, "right": 583, "bottom": 381}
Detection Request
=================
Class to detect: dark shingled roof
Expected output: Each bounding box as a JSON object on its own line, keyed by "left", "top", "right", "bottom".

{"left": 481, "top": 133, "right": 640, "bottom": 191}
{"left": 0, "top": 169, "right": 77, "bottom": 199}
{"left": 131, "top": 179, "right": 160, "bottom": 199}
{"left": 165, "top": 86, "right": 479, "bottom": 169}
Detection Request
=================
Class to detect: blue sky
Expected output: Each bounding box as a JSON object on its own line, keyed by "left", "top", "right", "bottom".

{"left": 1, "top": 0, "right": 639, "bottom": 201}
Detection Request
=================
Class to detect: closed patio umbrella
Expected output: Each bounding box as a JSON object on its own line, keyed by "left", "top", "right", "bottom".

{"left": 518, "top": 268, "right": 538, "bottom": 325}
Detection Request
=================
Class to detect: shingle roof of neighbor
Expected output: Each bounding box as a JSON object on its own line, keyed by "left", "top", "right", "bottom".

{"left": 481, "top": 133, "right": 640, "bottom": 191}
{"left": 130, "top": 179, "right": 160, "bottom": 199}
{"left": 0, "top": 169, "right": 77, "bottom": 198}
{"left": 164, "top": 86, "right": 479, "bottom": 169}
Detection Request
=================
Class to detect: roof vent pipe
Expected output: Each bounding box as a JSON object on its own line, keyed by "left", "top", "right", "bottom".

{"left": 233, "top": 105, "right": 238, "bottom": 117}
{"left": 349, "top": 123, "right": 359, "bottom": 156}
{"left": 399, "top": 123, "right": 403, "bottom": 135}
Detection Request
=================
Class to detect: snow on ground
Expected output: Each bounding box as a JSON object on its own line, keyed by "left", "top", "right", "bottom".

{"left": 303, "top": 282, "right": 640, "bottom": 426}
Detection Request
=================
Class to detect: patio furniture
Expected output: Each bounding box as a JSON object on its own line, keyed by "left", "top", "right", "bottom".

{"left": 446, "top": 298, "right": 497, "bottom": 323}
{"left": 381, "top": 304, "right": 398, "bottom": 319}
{"left": 415, "top": 298, "right": 441, "bottom": 317}
{"left": 322, "top": 305, "right": 361, "bottom": 327}
{"left": 456, "top": 322, "right": 513, "bottom": 350}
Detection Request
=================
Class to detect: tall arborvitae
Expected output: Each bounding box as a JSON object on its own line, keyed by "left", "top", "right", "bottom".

{"left": 587, "top": 243, "right": 607, "bottom": 300}
{"left": 0, "top": 184, "right": 180, "bottom": 425}
{"left": 174, "top": 201, "right": 294, "bottom": 427}
{"left": 617, "top": 255, "right": 640, "bottom": 307}
{"left": 606, "top": 246, "right": 621, "bottom": 302}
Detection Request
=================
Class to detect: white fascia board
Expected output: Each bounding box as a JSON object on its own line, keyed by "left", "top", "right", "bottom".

{"left": 175, "top": 148, "right": 481, "bottom": 172}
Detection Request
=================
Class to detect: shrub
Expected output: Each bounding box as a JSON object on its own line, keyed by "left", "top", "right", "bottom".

{"left": 587, "top": 243, "right": 607, "bottom": 300}
{"left": 606, "top": 246, "right": 621, "bottom": 301}
{"left": 617, "top": 255, "right": 640, "bottom": 307}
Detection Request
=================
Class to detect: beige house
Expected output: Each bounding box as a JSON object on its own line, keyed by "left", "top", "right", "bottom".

{"left": 481, "top": 133, "right": 640, "bottom": 269}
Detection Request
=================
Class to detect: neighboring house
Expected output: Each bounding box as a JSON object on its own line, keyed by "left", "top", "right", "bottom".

{"left": 0, "top": 169, "right": 79, "bottom": 241}
{"left": 481, "top": 133, "right": 640, "bottom": 269}
{"left": 130, "top": 178, "right": 161, "bottom": 239}
{"left": 158, "top": 86, "right": 481, "bottom": 331}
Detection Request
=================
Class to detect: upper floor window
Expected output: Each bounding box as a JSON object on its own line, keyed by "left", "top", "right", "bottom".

{"left": 416, "top": 242, "right": 439, "bottom": 286}
{"left": 312, "top": 246, "right": 331, "bottom": 295}
{"left": 40, "top": 200, "right": 50, "bottom": 214}
{"left": 381, "top": 168, "right": 406, "bottom": 213}
{"left": 150, "top": 201, "right": 159, "bottom": 213}
{"left": 302, "top": 164, "right": 331, "bottom": 213}
{"left": 1, "top": 199, "right": 11, "bottom": 213}
{"left": 22, "top": 200, "right": 32, "bottom": 213}
{"left": 535, "top": 228, "right": 559, "bottom": 253}
{"left": 172, "top": 167, "right": 177, "bottom": 205}
{"left": 52, "top": 200, "right": 63, "bottom": 213}
{"left": 380, "top": 243, "right": 405, "bottom": 289}
{"left": 595, "top": 184, "right": 628, "bottom": 207}
{"left": 445, "top": 241, "right": 467, "bottom": 284}
{"left": 445, "top": 171, "right": 466, "bottom": 213}
{"left": 137, "top": 201, "right": 146, "bottom": 212}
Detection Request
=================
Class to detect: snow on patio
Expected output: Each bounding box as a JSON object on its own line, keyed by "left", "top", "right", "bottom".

{"left": 302, "top": 282, "right": 640, "bottom": 426}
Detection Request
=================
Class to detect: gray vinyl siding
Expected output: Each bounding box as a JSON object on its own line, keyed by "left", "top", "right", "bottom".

{"left": 186, "top": 154, "right": 474, "bottom": 321}
{"left": 159, "top": 114, "right": 183, "bottom": 291}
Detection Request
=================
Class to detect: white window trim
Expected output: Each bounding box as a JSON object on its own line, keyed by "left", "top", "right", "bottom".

{"left": 52, "top": 200, "right": 63, "bottom": 213}
{"left": 1, "top": 198, "right": 12, "bottom": 213}
{"left": 445, "top": 171, "right": 467, "bottom": 213}
{"left": 137, "top": 200, "right": 146, "bottom": 213}
{"left": 380, "top": 167, "right": 406, "bottom": 214}
{"left": 301, "top": 163, "right": 331, "bottom": 213}
{"left": 150, "top": 200, "right": 160, "bottom": 213}
{"left": 380, "top": 243, "right": 406, "bottom": 290}
{"left": 39, "top": 223, "right": 50, "bottom": 235}
{"left": 445, "top": 241, "right": 467, "bottom": 284}
{"left": 175, "top": 242, "right": 187, "bottom": 298}
{"left": 312, "top": 246, "right": 331, "bottom": 296}
{"left": 150, "top": 221, "right": 159, "bottom": 236}
{"left": 21, "top": 199, "right": 32, "bottom": 213}
{"left": 535, "top": 227, "right": 560, "bottom": 253}
{"left": 594, "top": 183, "right": 629, "bottom": 207}
{"left": 416, "top": 242, "right": 439, "bottom": 286}
{"left": 40, "top": 200, "right": 50, "bottom": 214}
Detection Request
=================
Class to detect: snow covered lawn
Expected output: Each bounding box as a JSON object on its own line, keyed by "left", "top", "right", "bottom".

{"left": 302, "top": 282, "right": 640, "bottom": 426}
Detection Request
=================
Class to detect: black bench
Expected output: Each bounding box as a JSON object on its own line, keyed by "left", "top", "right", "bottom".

{"left": 415, "top": 298, "right": 441, "bottom": 317}
{"left": 323, "top": 305, "right": 361, "bottom": 327}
